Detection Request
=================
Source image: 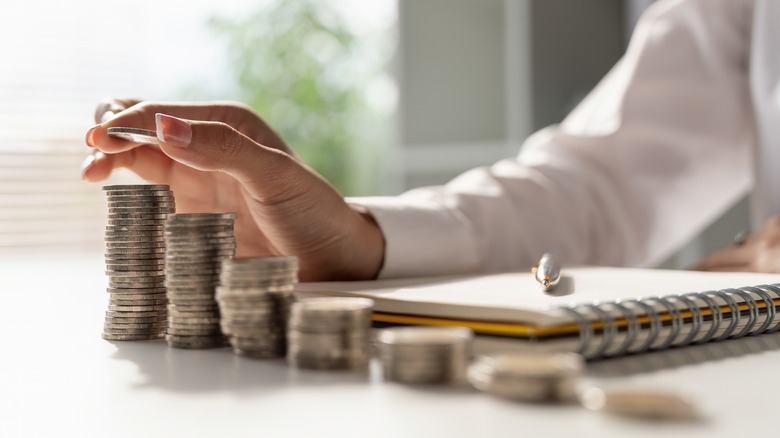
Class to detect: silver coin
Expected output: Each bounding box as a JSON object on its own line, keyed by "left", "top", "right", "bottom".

{"left": 102, "top": 326, "right": 166, "bottom": 335}
{"left": 105, "top": 311, "right": 167, "bottom": 319}
{"left": 109, "top": 299, "right": 168, "bottom": 307}
{"left": 107, "top": 200, "right": 176, "bottom": 206}
{"left": 104, "top": 237, "right": 166, "bottom": 244}
{"left": 168, "top": 317, "right": 221, "bottom": 325}
{"left": 168, "top": 303, "right": 219, "bottom": 311}
{"left": 107, "top": 287, "right": 167, "bottom": 294}
{"left": 233, "top": 348, "right": 286, "bottom": 359}
{"left": 165, "top": 287, "right": 218, "bottom": 296}
{"left": 229, "top": 337, "right": 285, "bottom": 350}
{"left": 166, "top": 326, "right": 223, "bottom": 335}
{"left": 107, "top": 303, "right": 167, "bottom": 312}
{"left": 103, "top": 321, "right": 167, "bottom": 329}
{"left": 109, "top": 283, "right": 167, "bottom": 291}
{"left": 107, "top": 292, "right": 168, "bottom": 300}
{"left": 224, "top": 256, "right": 298, "bottom": 271}
{"left": 105, "top": 268, "right": 166, "bottom": 276}
{"left": 103, "top": 183, "right": 169, "bottom": 191}
{"left": 107, "top": 225, "right": 166, "bottom": 232}
{"left": 106, "top": 246, "right": 166, "bottom": 254}
{"left": 167, "top": 212, "right": 236, "bottom": 220}
{"left": 166, "top": 291, "right": 216, "bottom": 299}
{"left": 165, "top": 334, "right": 228, "bottom": 349}
{"left": 108, "top": 208, "right": 175, "bottom": 216}
{"left": 106, "top": 191, "right": 176, "bottom": 203}
{"left": 105, "top": 310, "right": 167, "bottom": 318}
{"left": 106, "top": 127, "right": 159, "bottom": 144}
{"left": 108, "top": 202, "right": 176, "bottom": 209}
{"left": 108, "top": 274, "right": 166, "bottom": 281}
{"left": 105, "top": 241, "right": 167, "bottom": 248}
{"left": 578, "top": 387, "right": 699, "bottom": 420}
{"left": 105, "top": 259, "right": 165, "bottom": 267}
{"left": 165, "top": 230, "right": 235, "bottom": 237}
{"left": 107, "top": 220, "right": 168, "bottom": 227}
{"left": 102, "top": 332, "right": 165, "bottom": 341}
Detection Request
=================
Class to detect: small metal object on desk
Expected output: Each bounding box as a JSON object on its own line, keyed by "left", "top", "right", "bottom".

{"left": 532, "top": 252, "right": 561, "bottom": 291}
{"left": 287, "top": 297, "right": 374, "bottom": 370}
{"left": 217, "top": 256, "right": 299, "bottom": 358}
{"left": 107, "top": 127, "right": 159, "bottom": 144}
{"left": 377, "top": 326, "right": 473, "bottom": 384}
{"left": 578, "top": 386, "right": 700, "bottom": 421}
{"left": 468, "top": 352, "right": 584, "bottom": 402}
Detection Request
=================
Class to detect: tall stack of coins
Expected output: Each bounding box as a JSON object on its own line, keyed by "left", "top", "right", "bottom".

{"left": 102, "top": 184, "right": 175, "bottom": 341}
{"left": 216, "top": 257, "right": 299, "bottom": 358}
{"left": 164, "top": 213, "right": 236, "bottom": 349}
{"left": 376, "top": 327, "right": 473, "bottom": 384}
{"left": 287, "top": 297, "right": 374, "bottom": 370}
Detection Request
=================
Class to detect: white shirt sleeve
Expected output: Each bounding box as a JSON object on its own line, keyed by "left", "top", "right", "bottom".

{"left": 350, "top": 0, "right": 755, "bottom": 279}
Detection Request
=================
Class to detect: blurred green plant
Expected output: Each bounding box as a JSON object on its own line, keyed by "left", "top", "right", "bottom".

{"left": 204, "top": 0, "right": 394, "bottom": 195}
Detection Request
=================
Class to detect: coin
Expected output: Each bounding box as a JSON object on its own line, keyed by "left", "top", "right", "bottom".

{"left": 164, "top": 334, "right": 227, "bottom": 349}
{"left": 102, "top": 333, "right": 165, "bottom": 341}
{"left": 578, "top": 387, "right": 699, "bottom": 420}
{"left": 106, "top": 128, "right": 159, "bottom": 144}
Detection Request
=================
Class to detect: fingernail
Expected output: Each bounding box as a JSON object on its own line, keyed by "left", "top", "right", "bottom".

{"left": 99, "top": 110, "right": 115, "bottom": 123}
{"left": 156, "top": 113, "right": 192, "bottom": 148}
{"left": 85, "top": 125, "right": 99, "bottom": 147}
{"left": 80, "top": 151, "right": 98, "bottom": 179}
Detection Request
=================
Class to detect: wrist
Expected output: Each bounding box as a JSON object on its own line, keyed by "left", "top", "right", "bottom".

{"left": 349, "top": 204, "right": 386, "bottom": 280}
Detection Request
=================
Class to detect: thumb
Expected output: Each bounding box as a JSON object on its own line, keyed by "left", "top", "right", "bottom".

{"left": 155, "top": 113, "right": 309, "bottom": 202}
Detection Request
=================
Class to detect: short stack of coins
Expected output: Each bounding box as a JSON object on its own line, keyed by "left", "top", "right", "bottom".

{"left": 164, "top": 213, "right": 236, "bottom": 349}
{"left": 216, "top": 257, "right": 299, "bottom": 358}
{"left": 468, "top": 352, "right": 584, "bottom": 402}
{"left": 287, "top": 297, "right": 374, "bottom": 370}
{"left": 102, "top": 184, "right": 175, "bottom": 341}
{"left": 376, "top": 327, "right": 473, "bottom": 384}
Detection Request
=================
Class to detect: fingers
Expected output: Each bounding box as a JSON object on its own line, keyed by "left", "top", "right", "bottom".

{"left": 691, "top": 244, "right": 752, "bottom": 271}
{"left": 94, "top": 98, "right": 142, "bottom": 123}
{"left": 80, "top": 145, "right": 174, "bottom": 183}
{"left": 154, "top": 113, "right": 312, "bottom": 203}
{"left": 88, "top": 101, "right": 242, "bottom": 154}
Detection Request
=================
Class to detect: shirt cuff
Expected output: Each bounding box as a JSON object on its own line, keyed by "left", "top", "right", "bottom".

{"left": 346, "top": 195, "right": 481, "bottom": 279}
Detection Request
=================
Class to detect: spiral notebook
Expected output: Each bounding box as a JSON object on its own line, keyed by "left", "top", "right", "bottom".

{"left": 294, "top": 267, "right": 780, "bottom": 359}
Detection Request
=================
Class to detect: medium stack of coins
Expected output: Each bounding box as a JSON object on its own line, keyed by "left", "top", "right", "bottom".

{"left": 376, "top": 327, "right": 473, "bottom": 384}
{"left": 164, "top": 213, "right": 236, "bottom": 349}
{"left": 287, "top": 298, "right": 374, "bottom": 370}
{"left": 216, "top": 257, "right": 299, "bottom": 358}
{"left": 468, "top": 352, "right": 584, "bottom": 402}
{"left": 102, "top": 184, "right": 175, "bottom": 341}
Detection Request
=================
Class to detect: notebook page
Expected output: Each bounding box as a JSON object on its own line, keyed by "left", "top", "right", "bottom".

{"left": 295, "top": 267, "right": 780, "bottom": 326}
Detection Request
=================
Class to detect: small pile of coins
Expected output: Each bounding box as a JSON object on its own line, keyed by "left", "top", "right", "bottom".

{"left": 468, "top": 352, "right": 584, "bottom": 402}
{"left": 216, "top": 257, "right": 299, "bottom": 358}
{"left": 287, "top": 297, "right": 374, "bottom": 370}
{"left": 164, "top": 213, "right": 236, "bottom": 349}
{"left": 102, "top": 184, "right": 175, "bottom": 341}
{"left": 376, "top": 327, "right": 473, "bottom": 384}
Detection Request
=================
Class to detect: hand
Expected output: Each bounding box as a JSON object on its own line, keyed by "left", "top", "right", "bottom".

{"left": 81, "top": 99, "right": 385, "bottom": 281}
{"left": 692, "top": 216, "right": 780, "bottom": 273}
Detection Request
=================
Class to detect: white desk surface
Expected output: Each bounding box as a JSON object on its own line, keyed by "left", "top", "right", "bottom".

{"left": 1, "top": 254, "right": 777, "bottom": 438}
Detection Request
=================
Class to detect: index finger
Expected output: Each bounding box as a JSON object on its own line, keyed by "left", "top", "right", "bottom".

{"left": 87, "top": 101, "right": 235, "bottom": 154}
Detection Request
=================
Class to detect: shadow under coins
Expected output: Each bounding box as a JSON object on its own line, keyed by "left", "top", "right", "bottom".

{"left": 586, "top": 331, "right": 780, "bottom": 378}
{"left": 108, "top": 340, "right": 377, "bottom": 395}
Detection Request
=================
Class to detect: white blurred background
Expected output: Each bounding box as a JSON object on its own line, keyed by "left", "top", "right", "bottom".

{"left": 0, "top": 0, "right": 747, "bottom": 267}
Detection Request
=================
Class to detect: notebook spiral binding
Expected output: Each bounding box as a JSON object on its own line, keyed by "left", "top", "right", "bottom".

{"left": 558, "top": 283, "right": 780, "bottom": 360}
